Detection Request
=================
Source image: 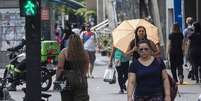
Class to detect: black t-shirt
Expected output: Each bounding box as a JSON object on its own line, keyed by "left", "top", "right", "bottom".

{"left": 189, "top": 32, "right": 201, "bottom": 49}
{"left": 168, "top": 33, "right": 183, "bottom": 53}
{"left": 128, "top": 58, "right": 166, "bottom": 96}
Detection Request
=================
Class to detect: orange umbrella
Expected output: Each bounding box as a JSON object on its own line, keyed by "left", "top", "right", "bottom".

{"left": 112, "top": 19, "right": 160, "bottom": 53}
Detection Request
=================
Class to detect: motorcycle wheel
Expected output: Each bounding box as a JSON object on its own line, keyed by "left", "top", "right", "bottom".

{"left": 3, "top": 68, "right": 12, "bottom": 88}
{"left": 41, "top": 68, "right": 52, "bottom": 91}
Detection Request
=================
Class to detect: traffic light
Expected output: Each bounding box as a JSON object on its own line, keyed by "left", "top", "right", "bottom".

{"left": 20, "top": 0, "right": 38, "bottom": 16}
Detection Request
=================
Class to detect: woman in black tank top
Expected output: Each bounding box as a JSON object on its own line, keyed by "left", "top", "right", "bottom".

{"left": 56, "top": 34, "right": 89, "bottom": 101}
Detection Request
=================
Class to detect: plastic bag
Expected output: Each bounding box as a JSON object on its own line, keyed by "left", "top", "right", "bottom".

{"left": 103, "top": 67, "right": 116, "bottom": 84}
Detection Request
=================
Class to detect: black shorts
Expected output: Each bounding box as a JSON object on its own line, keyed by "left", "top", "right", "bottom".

{"left": 86, "top": 51, "right": 96, "bottom": 65}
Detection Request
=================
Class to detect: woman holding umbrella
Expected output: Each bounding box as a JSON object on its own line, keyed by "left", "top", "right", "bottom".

{"left": 126, "top": 26, "right": 160, "bottom": 59}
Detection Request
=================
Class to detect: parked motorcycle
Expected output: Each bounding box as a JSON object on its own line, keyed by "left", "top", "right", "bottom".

{"left": 3, "top": 40, "right": 60, "bottom": 91}
{"left": 40, "top": 41, "right": 59, "bottom": 91}
{"left": 3, "top": 49, "right": 53, "bottom": 91}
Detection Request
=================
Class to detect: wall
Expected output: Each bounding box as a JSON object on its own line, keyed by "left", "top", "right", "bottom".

{"left": 86, "top": 0, "right": 97, "bottom": 10}
{"left": 0, "top": 0, "right": 18, "bottom": 8}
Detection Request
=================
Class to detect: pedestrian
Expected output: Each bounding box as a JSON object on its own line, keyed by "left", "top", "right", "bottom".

{"left": 167, "top": 23, "right": 184, "bottom": 84}
{"left": 80, "top": 25, "right": 86, "bottom": 34}
{"left": 126, "top": 26, "right": 160, "bottom": 59}
{"left": 54, "top": 23, "right": 62, "bottom": 46}
{"left": 188, "top": 22, "right": 201, "bottom": 83}
{"left": 183, "top": 17, "right": 194, "bottom": 68}
{"left": 109, "top": 46, "right": 129, "bottom": 94}
{"left": 72, "top": 24, "right": 81, "bottom": 35}
{"left": 56, "top": 34, "right": 90, "bottom": 101}
{"left": 80, "top": 24, "right": 96, "bottom": 78}
{"left": 127, "top": 40, "right": 171, "bottom": 101}
{"left": 60, "top": 23, "right": 74, "bottom": 50}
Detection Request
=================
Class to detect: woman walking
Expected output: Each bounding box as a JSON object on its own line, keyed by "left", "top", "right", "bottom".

{"left": 109, "top": 46, "right": 129, "bottom": 94}
{"left": 127, "top": 40, "right": 171, "bottom": 101}
{"left": 167, "top": 23, "right": 184, "bottom": 84}
{"left": 56, "top": 34, "right": 89, "bottom": 101}
{"left": 189, "top": 22, "right": 201, "bottom": 83}
{"left": 126, "top": 26, "right": 160, "bottom": 59}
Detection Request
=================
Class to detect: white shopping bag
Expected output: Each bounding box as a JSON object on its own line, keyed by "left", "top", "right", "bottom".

{"left": 103, "top": 67, "right": 116, "bottom": 84}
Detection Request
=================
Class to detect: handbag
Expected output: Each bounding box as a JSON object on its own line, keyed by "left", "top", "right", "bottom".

{"left": 103, "top": 67, "right": 116, "bottom": 84}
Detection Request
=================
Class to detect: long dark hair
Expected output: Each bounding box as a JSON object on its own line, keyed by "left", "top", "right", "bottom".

{"left": 134, "top": 26, "right": 148, "bottom": 43}
{"left": 64, "top": 23, "right": 74, "bottom": 40}
{"left": 67, "top": 34, "right": 88, "bottom": 73}
{"left": 193, "top": 21, "right": 201, "bottom": 33}
{"left": 172, "top": 23, "right": 181, "bottom": 33}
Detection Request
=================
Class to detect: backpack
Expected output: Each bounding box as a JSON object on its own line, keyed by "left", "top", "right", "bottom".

{"left": 157, "top": 58, "right": 178, "bottom": 101}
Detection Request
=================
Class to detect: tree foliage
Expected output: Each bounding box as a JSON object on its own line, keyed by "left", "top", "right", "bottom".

{"left": 74, "top": 0, "right": 85, "bottom": 2}
{"left": 75, "top": 8, "right": 96, "bottom": 22}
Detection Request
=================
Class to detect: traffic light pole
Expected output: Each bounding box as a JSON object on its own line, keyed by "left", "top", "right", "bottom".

{"left": 24, "top": 0, "right": 41, "bottom": 101}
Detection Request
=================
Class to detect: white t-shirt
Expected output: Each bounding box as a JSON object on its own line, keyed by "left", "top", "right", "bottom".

{"left": 80, "top": 31, "right": 96, "bottom": 51}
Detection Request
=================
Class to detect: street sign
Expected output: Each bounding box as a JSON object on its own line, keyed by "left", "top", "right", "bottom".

{"left": 41, "top": 8, "right": 49, "bottom": 20}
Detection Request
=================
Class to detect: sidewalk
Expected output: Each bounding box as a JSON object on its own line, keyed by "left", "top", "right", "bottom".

{"left": 0, "top": 53, "right": 200, "bottom": 101}
{"left": 89, "top": 53, "right": 201, "bottom": 101}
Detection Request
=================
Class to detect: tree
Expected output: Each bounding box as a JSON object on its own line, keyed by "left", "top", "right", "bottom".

{"left": 74, "top": 0, "right": 85, "bottom": 2}
{"left": 75, "top": 8, "right": 96, "bottom": 22}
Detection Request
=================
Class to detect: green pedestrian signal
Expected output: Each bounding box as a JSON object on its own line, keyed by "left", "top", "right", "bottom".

{"left": 23, "top": 0, "right": 37, "bottom": 16}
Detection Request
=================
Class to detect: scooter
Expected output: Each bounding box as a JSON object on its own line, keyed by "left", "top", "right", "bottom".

{"left": 3, "top": 49, "right": 53, "bottom": 91}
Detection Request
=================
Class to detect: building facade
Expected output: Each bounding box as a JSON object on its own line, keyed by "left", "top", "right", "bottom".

{"left": 184, "top": 0, "right": 201, "bottom": 24}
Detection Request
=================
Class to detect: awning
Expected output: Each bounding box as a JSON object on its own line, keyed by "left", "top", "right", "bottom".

{"left": 51, "top": 0, "right": 86, "bottom": 9}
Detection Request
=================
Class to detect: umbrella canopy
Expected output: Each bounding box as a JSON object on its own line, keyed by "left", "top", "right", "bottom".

{"left": 112, "top": 19, "right": 160, "bottom": 53}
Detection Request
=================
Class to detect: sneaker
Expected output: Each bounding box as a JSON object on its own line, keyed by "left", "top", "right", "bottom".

{"left": 91, "top": 75, "right": 94, "bottom": 78}
{"left": 118, "top": 89, "right": 124, "bottom": 94}
{"left": 191, "top": 76, "right": 195, "bottom": 80}
{"left": 89, "top": 75, "right": 94, "bottom": 79}
{"left": 86, "top": 74, "right": 90, "bottom": 78}
{"left": 179, "top": 75, "right": 184, "bottom": 84}
{"left": 123, "top": 85, "right": 127, "bottom": 91}
{"left": 196, "top": 80, "right": 199, "bottom": 83}
{"left": 179, "top": 79, "right": 184, "bottom": 84}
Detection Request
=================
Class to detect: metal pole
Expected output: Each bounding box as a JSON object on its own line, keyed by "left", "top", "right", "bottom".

{"left": 151, "top": 0, "right": 164, "bottom": 46}
{"left": 24, "top": 0, "right": 41, "bottom": 100}
{"left": 196, "top": 0, "right": 198, "bottom": 21}
{"left": 103, "top": 0, "right": 106, "bottom": 21}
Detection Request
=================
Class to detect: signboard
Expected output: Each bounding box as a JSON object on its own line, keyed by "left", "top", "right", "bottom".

{"left": 174, "top": 0, "right": 183, "bottom": 30}
{"left": 41, "top": 8, "right": 49, "bottom": 20}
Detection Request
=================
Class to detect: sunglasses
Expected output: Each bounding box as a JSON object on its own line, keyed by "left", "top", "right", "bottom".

{"left": 138, "top": 48, "right": 150, "bottom": 52}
